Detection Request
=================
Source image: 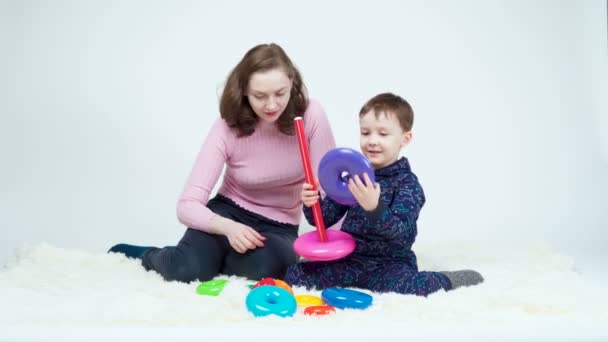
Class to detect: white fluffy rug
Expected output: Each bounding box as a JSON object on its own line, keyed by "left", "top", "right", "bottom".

{"left": 1, "top": 241, "right": 606, "bottom": 342}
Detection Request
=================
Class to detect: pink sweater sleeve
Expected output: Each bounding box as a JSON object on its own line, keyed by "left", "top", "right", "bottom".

{"left": 176, "top": 118, "right": 232, "bottom": 232}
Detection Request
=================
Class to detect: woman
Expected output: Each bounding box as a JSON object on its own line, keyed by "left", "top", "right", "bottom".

{"left": 109, "top": 43, "right": 336, "bottom": 283}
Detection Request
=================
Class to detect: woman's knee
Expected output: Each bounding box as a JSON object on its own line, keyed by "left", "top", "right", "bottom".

{"left": 166, "top": 261, "right": 216, "bottom": 283}
{"left": 223, "top": 250, "right": 297, "bottom": 281}
{"left": 245, "top": 263, "right": 285, "bottom": 280}
{"left": 145, "top": 249, "right": 217, "bottom": 283}
{"left": 233, "top": 259, "right": 289, "bottom": 280}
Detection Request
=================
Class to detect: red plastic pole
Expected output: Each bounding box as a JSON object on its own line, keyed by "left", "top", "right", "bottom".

{"left": 294, "top": 117, "right": 327, "bottom": 242}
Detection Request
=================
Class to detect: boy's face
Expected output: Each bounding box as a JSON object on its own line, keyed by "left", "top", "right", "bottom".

{"left": 359, "top": 110, "right": 412, "bottom": 169}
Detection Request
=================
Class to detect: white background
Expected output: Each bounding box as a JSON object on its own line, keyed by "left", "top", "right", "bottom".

{"left": 1, "top": 0, "right": 606, "bottom": 267}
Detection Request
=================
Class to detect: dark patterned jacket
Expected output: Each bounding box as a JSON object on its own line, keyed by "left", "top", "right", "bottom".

{"left": 304, "top": 157, "right": 424, "bottom": 268}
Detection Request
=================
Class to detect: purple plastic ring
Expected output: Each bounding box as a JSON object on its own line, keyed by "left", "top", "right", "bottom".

{"left": 318, "top": 148, "right": 375, "bottom": 205}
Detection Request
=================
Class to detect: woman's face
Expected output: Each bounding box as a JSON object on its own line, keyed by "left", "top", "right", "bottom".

{"left": 246, "top": 68, "right": 292, "bottom": 123}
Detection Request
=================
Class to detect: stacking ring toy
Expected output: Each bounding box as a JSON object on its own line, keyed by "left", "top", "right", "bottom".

{"left": 195, "top": 279, "right": 228, "bottom": 296}
{"left": 321, "top": 288, "right": 373, "bottom": 310}
{"left": 246, "top": 285, "right": 297, "bottom": 318}
{"left": 294, "top": 117, "right": 357, "bottom": 261}
{"left": 293, "top": 229, "right": 355, "bottom": 261}
{"left": 304, "top": 305, "right": 336, "bottom": 316}
{"left": 318, "top": 148, "right": 375, "bottom": 205}
{"left": 252, "top": 277, "right": 276, "bottom": 289}
{"left": 273, "top": 279, "right": 294, "bottom": 295}
{"left": 252, "top": 278, "right": 294, "bottom": 295}
{"left": 295, "top": 294, "right": 324, "bottom": 307}
{"left": 294, "top": 117, "right": 328, "bottom": 242}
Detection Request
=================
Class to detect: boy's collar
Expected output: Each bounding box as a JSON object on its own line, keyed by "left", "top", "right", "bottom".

{"left": 375, "top": 157, "right": 410, "bottom": 177}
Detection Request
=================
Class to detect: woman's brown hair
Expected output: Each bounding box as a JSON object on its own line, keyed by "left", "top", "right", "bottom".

{"left": 219, "top": 43, "right": 308, "bottom": 137}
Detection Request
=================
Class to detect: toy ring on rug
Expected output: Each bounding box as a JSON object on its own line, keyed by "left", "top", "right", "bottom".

{"left": 293, "top": 229, "right": 355, "bottom": 261}
{"left": 318, "top": 147, "right": 375, "bottom": 205}
{"left": 304, "top": 305, "right": 336, "bottom": 316}
{"left": 321, "top": 288, "right": 373, "bottom": 310}
{"left": 295, "top": 294, "right": 324, "bottom": 307}
{"left": 195, "top": 279, "right": 228, "bottom": 296}
{"left": 246, "top": 285, "right": 297, "bottom": 318}
{"left": 252, "top": 277, "right": 294, "bottom": 295}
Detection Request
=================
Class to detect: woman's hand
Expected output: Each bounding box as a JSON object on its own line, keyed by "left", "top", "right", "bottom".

{"left": 301, "top": 179, "right": 321, "bottom": 207}
{"left": 348, "top": 173, "right": 380, "bottom": 211}
{"left": 210, "top": 216, "right": 266, "bottom": 253}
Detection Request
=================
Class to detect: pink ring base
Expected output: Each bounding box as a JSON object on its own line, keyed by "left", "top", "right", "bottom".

{"left": 293, "top": 230, "right": 356, "bottom": 261}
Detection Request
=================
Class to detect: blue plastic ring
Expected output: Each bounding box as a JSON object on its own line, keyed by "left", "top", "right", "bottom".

{"left": 246, "top": 285, "right": 297, "bottom": 317}
{"left": 321, "top": 287, "right": 373, "bottom": 310}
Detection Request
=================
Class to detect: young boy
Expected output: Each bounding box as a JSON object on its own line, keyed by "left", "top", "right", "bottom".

{"left": 284, "top": 93, "right": 483, "bottom": 296}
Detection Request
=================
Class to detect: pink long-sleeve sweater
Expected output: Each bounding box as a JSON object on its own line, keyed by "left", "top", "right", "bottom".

{"left": 176, "top": 99, "right": 336, "bottom": 231}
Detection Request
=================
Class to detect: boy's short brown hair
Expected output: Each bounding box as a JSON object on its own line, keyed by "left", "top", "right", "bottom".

{"left": 359, "top": 92, "right": 414, "bottom": 132}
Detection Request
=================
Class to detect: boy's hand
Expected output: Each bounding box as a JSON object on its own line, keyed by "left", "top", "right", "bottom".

{"left": 348, "top": 173, "right": 380, "bottom": 211}
{"left": 301, "top": 179, "right": 321, "bottom": 207}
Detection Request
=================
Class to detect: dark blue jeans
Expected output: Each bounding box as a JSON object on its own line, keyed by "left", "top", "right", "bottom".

{"left": 142, "top": 194, "right": 299, "bottom": 283}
